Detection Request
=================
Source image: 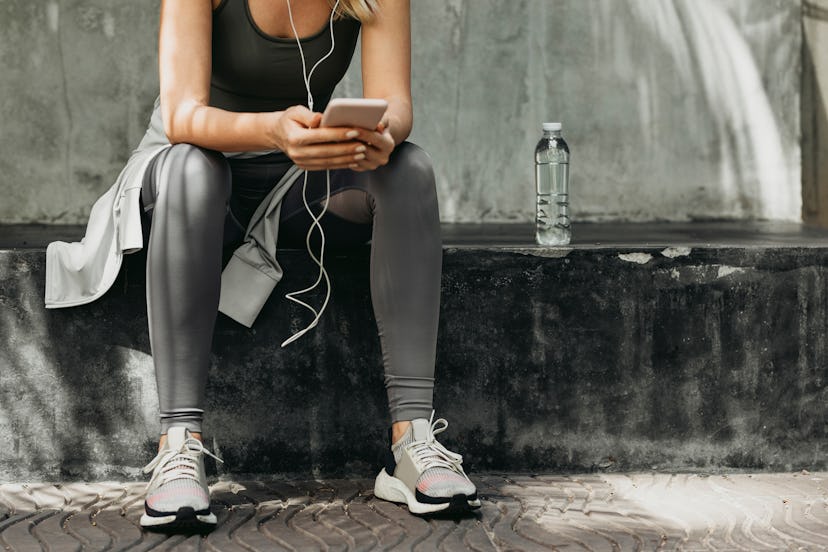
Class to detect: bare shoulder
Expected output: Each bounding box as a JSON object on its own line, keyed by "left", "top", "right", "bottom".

{"left": 160, "top": 0, "right": 215, "bottom": 27}
{"left": 362, "top": 0, "right": 410, "bottom": 28}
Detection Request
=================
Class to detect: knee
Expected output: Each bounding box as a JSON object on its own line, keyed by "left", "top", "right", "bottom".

{"left": 161, "top": 144, "right": 231, "bottom": 211}
{"left": 378, "top": 142, "right": 438, "bottom": 208}
{"left": 390, "top": 142, "right": 436, "bottom": 193}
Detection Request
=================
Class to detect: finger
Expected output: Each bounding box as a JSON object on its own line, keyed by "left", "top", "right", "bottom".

{"left": 296, "top": 152, "right": 369, "bottom": 170}
{"left": 351, "top": 162, "right": 381, "bottom": 173}
{"left": 306, "top": 113, "right": 323, "bottom": 129}
{"left": 377, "top": 139, "right": 395, "bottom": 155}
{"left": 357, "top": 136, "right": 394, "bottom": 166}
{"left": 352, "top": 151, "right": 388, "bottom": 172}
{"left": 371, "top": 129, "right": 395, "bottom": 150}
{"left": 296, "top": 160, "right": 364, "bottom": 171}
{"left": 360, "top": 145, "right": 387, "bottom": 163}
{"left": 297, "top": 161, "right": 363, "bottom": 171}
{"left": 290, "top": 142, "right": 367, "bottom": 161}
{"left": 358, "top": 137, "right": 392, "bottom": 158}
{"left": 345, "top": 128, "right": 385, "bottom": 146}
{"left": 365, "top": 139, "right": 394, "bottom": 159}
{"left": 286, "top": 105, "right": 318, "bottom": 127}
{"left": 292, "top": 128, "right": 365, "bottom": 147}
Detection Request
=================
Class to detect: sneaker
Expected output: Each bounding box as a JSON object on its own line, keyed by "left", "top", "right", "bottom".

{"left": 139, "top": 427, "right": 222, "bottom": 533}
{"left": 374, "top": 412, "right": 481, "bottom": 515}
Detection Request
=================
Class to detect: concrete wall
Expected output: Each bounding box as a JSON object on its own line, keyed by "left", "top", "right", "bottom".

{"left": 803, "top": 0, "right": 828, "bottom": 226}
{"left": 3, "top": 242, "right": 828, "bottom": 479}
{"left": 0, "top": 0, "right": 802, "bottom": 225}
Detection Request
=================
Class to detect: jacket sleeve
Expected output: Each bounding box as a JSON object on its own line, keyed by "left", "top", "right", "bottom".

{"left": 218, "top": 166, "right": 303, "bottom": 327}
{"left": 45, "top": 144, "right": 171, "bottom": 308}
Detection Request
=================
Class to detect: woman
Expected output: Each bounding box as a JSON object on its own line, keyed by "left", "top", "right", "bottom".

{"left": 46, "top": 0, "right": 479, "bottom": 532}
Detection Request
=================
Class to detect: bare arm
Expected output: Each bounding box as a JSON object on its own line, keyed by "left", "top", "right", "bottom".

{"left": 159, "top": 0, "right": 280, "bottom": 151}
{"left": 361, "top": 0, "right": 412, "bottom": 146}
{"left": 345, "top": 0, "right": 412, "bottom": 170}
{"left": 158, "top": 0, "right": 361, "bottom": 165}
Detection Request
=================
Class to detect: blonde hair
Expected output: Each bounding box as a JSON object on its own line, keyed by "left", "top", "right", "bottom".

{"left": 332, "top": 0, "right": 378, "bottom": 22}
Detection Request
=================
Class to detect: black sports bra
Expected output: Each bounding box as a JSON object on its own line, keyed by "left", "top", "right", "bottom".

{"left": 210, "top": 0, "right": 361, "bottom": 113}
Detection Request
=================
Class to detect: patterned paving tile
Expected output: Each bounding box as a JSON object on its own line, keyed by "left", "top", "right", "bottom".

{"left": 0, "top": 473, "right": 825, "bottom": 550}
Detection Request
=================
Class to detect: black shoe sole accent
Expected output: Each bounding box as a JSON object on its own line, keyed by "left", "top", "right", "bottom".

{"left": 142, "top": 506, "right": 216, "bottom": 535}
{"left": 447, "top": 493, "right": 480, "bottom": 514}
{"left": 412, "top": 494, "right": 481, "bottom": 518}
{"left": 416, "top": 488, "right": 480, "bottom": 506}
{"left": 144, "top": 501, "right": 212, "bottom": 519}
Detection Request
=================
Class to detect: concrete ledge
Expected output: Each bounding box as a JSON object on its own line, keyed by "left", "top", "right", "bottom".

{"left": 1, "top": 223, "right": 828, "bottom": 480}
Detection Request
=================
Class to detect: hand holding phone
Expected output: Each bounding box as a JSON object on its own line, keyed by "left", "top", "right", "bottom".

{"left": 321, "top": 98, "right": 388, "bottom": 129}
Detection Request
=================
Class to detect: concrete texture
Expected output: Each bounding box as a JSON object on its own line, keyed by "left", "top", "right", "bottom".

{"left": 0, "top": 474, "right": 827, "bottom": 550}
{"left": 1, "top": 224, "right": 827, "bottom": 480}
{"left": 0, "top": 0, "right": 802, "bottom": 225}
{"left": 9, "top": 220, "right": 828, "bottom": 249}
{"left": 803, "top": 0, "right": 828, "bottom": 227}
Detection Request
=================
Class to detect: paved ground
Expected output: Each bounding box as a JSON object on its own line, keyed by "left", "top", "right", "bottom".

{"left": 0, "top": 473, "right": 826, "bottom": 551}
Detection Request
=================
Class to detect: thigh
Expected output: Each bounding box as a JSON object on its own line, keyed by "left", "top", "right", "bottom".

{"left": 279, "top": 168, "right": 362, "bottom": 221}
{"left": 222, "top": 152, "right": 297, "bottom": 248}
{"left": 227, "top": 153, "right": 294, "bottom": 230}
{"left": 278, "top": 140, "right": 430, "bottom": 224}
{"left": 278, "top": 170, "right": 373, "bottom": 249}
{"left": 140, "top": 148, "right": 243, "bottom": 249}
{"left": 140, "top": 146, "right": 240, "bottom": 245}
{"left": 276, "top": 142, "right": 435, "bottom": 248}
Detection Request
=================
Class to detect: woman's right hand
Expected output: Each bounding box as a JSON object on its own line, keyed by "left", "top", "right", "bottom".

{"left": 275, "top": 106, "right": 368, "bottom": 171}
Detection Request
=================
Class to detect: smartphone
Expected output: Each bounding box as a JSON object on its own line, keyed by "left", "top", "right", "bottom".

{"left": 321, "top": 98, "right": 388, "bottom": 129}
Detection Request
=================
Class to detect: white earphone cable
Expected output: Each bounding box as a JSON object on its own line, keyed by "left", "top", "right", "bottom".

{"left": 281, "top": 0, "right": 341, "bottom": 347}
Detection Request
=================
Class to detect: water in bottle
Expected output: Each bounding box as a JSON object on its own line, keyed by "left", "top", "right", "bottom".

{"left": 535, "top": 122, "right": 571, "bottom": 245}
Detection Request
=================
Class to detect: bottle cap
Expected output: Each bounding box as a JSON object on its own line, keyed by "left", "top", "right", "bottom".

{"left": 543, "top": 122, "right": 562, "bottom": 131}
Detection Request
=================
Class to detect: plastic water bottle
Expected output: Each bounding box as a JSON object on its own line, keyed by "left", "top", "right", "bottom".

{"left": 535, "top": 122, "right": 571, "bottom": 245}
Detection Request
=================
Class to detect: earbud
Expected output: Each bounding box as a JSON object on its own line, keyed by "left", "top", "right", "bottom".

{"left": 281, "top": 0, "right": 341, "bottom": 347}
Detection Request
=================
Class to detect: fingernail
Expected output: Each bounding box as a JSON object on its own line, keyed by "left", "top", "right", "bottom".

{"left": 350, "top": 163, "right": 359, "bottom": 169}
{"left": 355, "top": 145, "right": 367, "bottom": 153}
{"left": 354, "top": 153, "right": 366, "bottom": 160}
{"left": 346, "top": 130, "right": 359, "bottom": 138}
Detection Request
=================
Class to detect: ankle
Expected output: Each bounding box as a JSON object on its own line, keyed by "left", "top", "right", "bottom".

{"left": 158, "top": 431, "right": 202, "bottom": 451}
{"left": 391, "top": 421, "right": 411, "bottom": 445}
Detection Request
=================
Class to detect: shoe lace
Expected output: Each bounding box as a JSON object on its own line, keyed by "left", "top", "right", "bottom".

{"left": 407, "top": 411, "right": 464, "bottom": 473}
{"left": 142, "top": 436, "right": 223, "bottom": 488}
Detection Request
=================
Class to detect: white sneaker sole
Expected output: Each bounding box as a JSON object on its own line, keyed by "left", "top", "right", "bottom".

{"left": 373, "top": 469, "right": 481, "bottom": 515}
{"left": 140, "top": 509, "right": 217, "bottom": 532}
{"left": 140, "top": 512, "right": 216, "bottom": 526}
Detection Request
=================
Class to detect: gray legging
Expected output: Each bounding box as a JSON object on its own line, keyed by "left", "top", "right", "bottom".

{"left": 140, "top": 142, "right": 442, "bottom": 433}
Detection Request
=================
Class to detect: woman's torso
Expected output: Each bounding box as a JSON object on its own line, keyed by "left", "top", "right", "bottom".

{"left": 209, "top": 0, "right": 361, "bottom": 113}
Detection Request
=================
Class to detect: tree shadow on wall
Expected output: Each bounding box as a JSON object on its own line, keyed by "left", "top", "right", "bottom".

{"left": 586, "top": 0, "right": 796, "bottom": 219}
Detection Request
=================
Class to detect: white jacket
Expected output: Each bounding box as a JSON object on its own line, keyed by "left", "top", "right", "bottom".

{"left": 45, "top": 97, "right": 304, "bottom": 328}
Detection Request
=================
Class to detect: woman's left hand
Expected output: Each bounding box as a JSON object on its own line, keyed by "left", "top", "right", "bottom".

{"left": 347, "top": 121, "right": 395, "bottom": 172}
